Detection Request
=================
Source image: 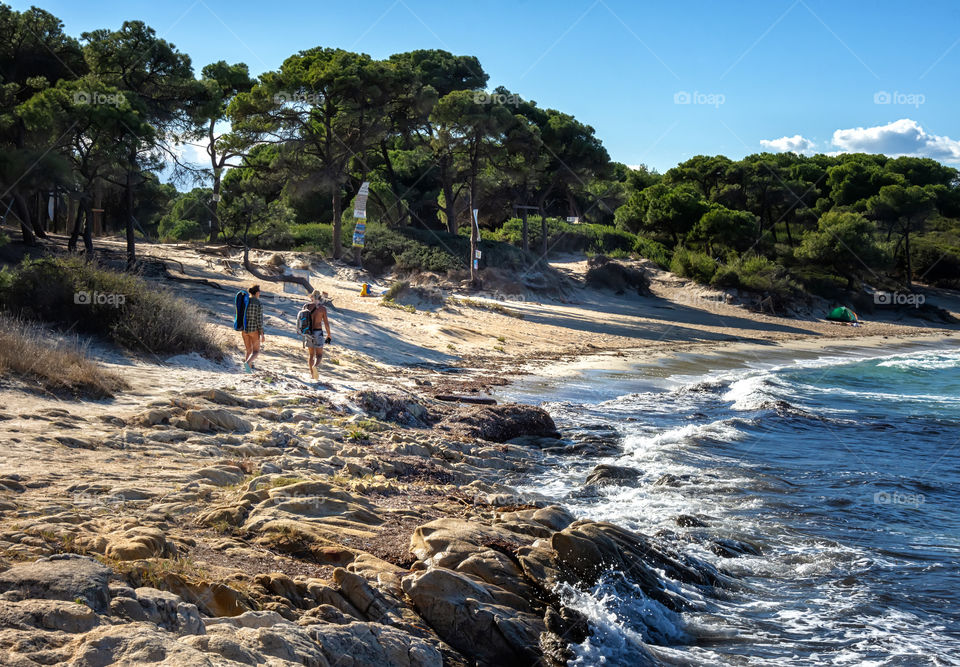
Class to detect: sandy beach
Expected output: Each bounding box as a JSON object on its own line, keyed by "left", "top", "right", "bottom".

{"left": 1, "top": 240, "right": 958, "bottom": 666}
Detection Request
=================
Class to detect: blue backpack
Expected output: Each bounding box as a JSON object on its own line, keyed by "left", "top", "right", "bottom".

{"left": 233, "top": 291, "right": 249, "bottom": 331}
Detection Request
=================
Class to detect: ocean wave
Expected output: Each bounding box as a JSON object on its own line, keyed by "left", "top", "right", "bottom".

{"left": 876, "top": 350, "right": 960, "bottom": 371}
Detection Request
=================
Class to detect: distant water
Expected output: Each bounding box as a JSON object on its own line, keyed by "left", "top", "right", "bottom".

{"left": 505, "top": 346, "right": 960, "bottom": 666}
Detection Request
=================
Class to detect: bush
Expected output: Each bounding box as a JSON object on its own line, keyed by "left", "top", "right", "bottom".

{"left": 0, "top": 315, "right": 127, "bottom": 398}
{"left": 633, "top": 236, "right": 671, "bottom": 268}
{"left": 584, "top": 256, "right": 650, "bottom": 295}
{"left": 0, "top": 257, "right": 223, "bottom": 358}
{"left": 493, "top": 217, "right": 637, "bottom": 255}
{"left": 710, "top": 254, "right": 801, "bottom": 303}
{"left": 289, "top": 222, "right": 334, "bottom": 252}
{"left": 670, "top": 247, "right": 717, "bottom": 283}
{"left": 158, "top": 218, "right": 205, "bottom": 241}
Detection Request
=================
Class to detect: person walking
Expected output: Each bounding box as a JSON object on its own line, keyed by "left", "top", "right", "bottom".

{"left": 242, "top": 284, "right": 264, "bottom": 373}
{"left": 303, "top": 290, "right": 331, "bottom": 380}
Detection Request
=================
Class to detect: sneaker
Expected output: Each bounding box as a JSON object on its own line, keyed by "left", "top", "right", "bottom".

{"left": 243, "top": 362, "right": 251, "bottom": 373}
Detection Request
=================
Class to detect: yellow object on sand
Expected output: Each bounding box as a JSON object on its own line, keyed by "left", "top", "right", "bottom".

{"left": 360, "top": 283, "right": 370, "bottom": 297}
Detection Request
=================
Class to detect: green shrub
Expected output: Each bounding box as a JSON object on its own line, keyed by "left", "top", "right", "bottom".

{"left": 493, "top": 217, "right": 637, "bottom": 255}
{"left": 633, "top": 236, "right": 671, "bottom": 268}
{"left": 0, "top": 257, "right": 222, "bottom": 358}
{"left": 158, "top": 218, "right": 205, "bottom": 241}
{"left": 670, "top": 247, "right": 717, "bottom": 283}
{"left": 710, "top": 254, "right": 801, "bottom": 303}
{"left": 289, "top": 223, "right": 334, "bottom": 252}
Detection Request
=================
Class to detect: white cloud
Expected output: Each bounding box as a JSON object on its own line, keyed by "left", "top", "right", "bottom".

{"left": 830, "top": 118, "right": 960, "bottom": 162}
{"left": 760, "top": 134, "right": 816, "bottom": 154}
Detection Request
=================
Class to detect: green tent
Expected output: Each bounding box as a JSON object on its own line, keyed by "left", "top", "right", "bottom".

{"left": 826, "top": 306, "right": 859, "bottom": 322}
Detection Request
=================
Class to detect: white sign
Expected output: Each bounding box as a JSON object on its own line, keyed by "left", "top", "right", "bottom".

{"left": 353, "top": 181, "right": 370, "bottom": 219}
{"left": 566, "top": 216, "right": 580, "bottom": 224}
{"left": 282, "top": 269, "right": 311, "bottom": 295}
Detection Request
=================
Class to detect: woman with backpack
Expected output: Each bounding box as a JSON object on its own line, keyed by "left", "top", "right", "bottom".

{"left": 241, "top": 285, "right": 264, "bottom": 373}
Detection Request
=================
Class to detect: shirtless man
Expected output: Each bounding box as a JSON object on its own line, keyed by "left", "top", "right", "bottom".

{"left": 305, "top": 290, "right": 331, "bottom": 380}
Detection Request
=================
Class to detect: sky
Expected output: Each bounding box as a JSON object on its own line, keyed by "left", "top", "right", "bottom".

{"left": 13, "top": 0, "right": 960, "bottom": 173}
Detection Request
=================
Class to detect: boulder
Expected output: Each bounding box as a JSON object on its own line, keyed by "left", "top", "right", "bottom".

{"left": 351, "top": 390, "right": 433, "bottom": 427}
{"left": 583, "top": 464, "right": 641, "bottom": 488}
{"left": 305, "top": 621, "right": 443, "bottom": 667}
{"left": 0, "top": 598, "right": 100, "bottom": 633}
{"left": 104, "top": 527, "right": 177, "bottom": 561}
{"left": 402, "top": 567, "right": 545, "bottom": 666}
{"left": 107, "top": 587, "right": 203, "bottom": 636}
{"left": 184, "top": 409, "right": 252, "bottom": 434}
{"left": 441, "top": 404, "right": 559, "bottom": 443}
{"left": 67, "top": 622, "right": 221, "bottom": 666}
{"left": 0, "top": 555, "right": 111, "bottom": 613}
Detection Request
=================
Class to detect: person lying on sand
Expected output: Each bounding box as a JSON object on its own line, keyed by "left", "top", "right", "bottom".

{"left": 303, "top": 290, "right": 331, "bottom": 380}
{"left": 242, "top": 284, "right": 264, "bottom": 373}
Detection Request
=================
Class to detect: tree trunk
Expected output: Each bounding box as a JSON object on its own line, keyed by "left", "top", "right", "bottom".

{"left": 243, "top": 245, "right": 314, "bottom": 292}
{"left": 13, "top": 194, "right": 36, "bottom": 245}
{"left": 208, "top": 121, "right": 221, "bottom": 243}
{"left": 904, "top": 225, "right": 912, "bottom": 287}
{"left": 125, "top": 163, "right": 136, "bottom": 268}
{"left": 469, "top": 197, "right": 478, "bottom": 286}
{"left": 332, "top": 188, "right": 343, "bottom": 260}
{"left": 82, "top": 199, "right": 94, "bottom": 255}
{"left": 68, "top": 199, "right": 83, "bottom": 251}
{"left": 442, "top": 161, "right": 457, "bottom": 234}
{"left": 521, "top": 207, "right": 529, "bottom": 254}
{"left": 33, "top": 191, "right": 47, "bottom": 238}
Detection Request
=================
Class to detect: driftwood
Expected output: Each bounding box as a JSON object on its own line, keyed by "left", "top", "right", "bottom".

{"left": 434, "top": 395, "right": 498, "bottom": 406}
{"left": 195, "top": 245, "right": 234, "bottom": 257}
{"left": 242, "top": 246, "right": 314, "bottom": 293}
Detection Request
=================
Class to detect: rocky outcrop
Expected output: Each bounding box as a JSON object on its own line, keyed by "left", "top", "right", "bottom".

{"left": 440, "top": 404, "right": 559, "bottom": 442}
{"left": 0, "top": 555, "right": 111, "bottom": 613}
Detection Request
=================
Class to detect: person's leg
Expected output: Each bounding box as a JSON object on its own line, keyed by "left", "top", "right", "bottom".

{"left": 247, "top": 336, "right": 261, "bottom": 368}
{"left": 241, "top": 333, "right": 253, "bottom": 371}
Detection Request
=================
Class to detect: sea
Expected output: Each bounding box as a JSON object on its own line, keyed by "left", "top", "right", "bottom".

{"left": 501, "top": 341, "right": 960, "bottom": 666}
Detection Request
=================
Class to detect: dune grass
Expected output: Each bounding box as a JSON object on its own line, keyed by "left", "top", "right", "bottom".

{"left": 0, "top": 316, "right": 127, "bottom": 398}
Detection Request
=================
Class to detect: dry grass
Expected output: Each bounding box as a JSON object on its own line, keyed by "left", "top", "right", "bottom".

{"left": 0, "top": 316, "right": 127, "bottom": 398}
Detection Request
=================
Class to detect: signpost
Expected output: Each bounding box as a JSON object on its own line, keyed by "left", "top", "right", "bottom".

{"left": 352, "top": 181, "right": 370, "bottom": 266}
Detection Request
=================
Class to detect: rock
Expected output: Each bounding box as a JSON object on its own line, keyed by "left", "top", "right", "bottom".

{"left": 0, "top": 598, "right": 100, "bottom": 633}
{"left": 67, "top": 622, "right": 220, "bottom": 666}
{"left": 205, "top": 609, "right": 286, "bottom": 629}
{"left": 192, "top": 466, "right": 247, "bottom": 487}
{"left": 185, "top": 388, "right": 247, "bottom": 407}
{"left": 583, "top": 464, "right": 641, "bottom": 489}
{"left": 0, "top": 555, "right": 111, "bottom": 613}
{"left": 351, "top": 390, "right": 433, "bottom": 427}
{"left": 105, "top": 527, "right": 176, "bottom": 561}
{"left": 184, "top": 409, "right": 252, "bottom": 433}
{"left": 675, "top": 514, "right": 708, "bottom": 528}
{"left": 108, "top": 587, "right": 203, "bottom": 635}
{"left": 710, "top": 537, "right": 762, "bottom": 558}
{"left": 441, "top": 404, "right": 559, "bottom": 443}
{"left": 221, "top": 622, "right": 330, "bottom": 665}
{"left": 305, "top": 621, "right": 443, "bottom": 667}
{"left": 135, "top": 409, "right": 172, "bottom": 426}
{"left": 402, "top": 567, "right": 545, "bottom": 666}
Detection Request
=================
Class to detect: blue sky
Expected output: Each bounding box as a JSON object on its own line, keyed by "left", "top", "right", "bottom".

{"left": 15, "top": 0, "right": 960, "bottom": 172}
